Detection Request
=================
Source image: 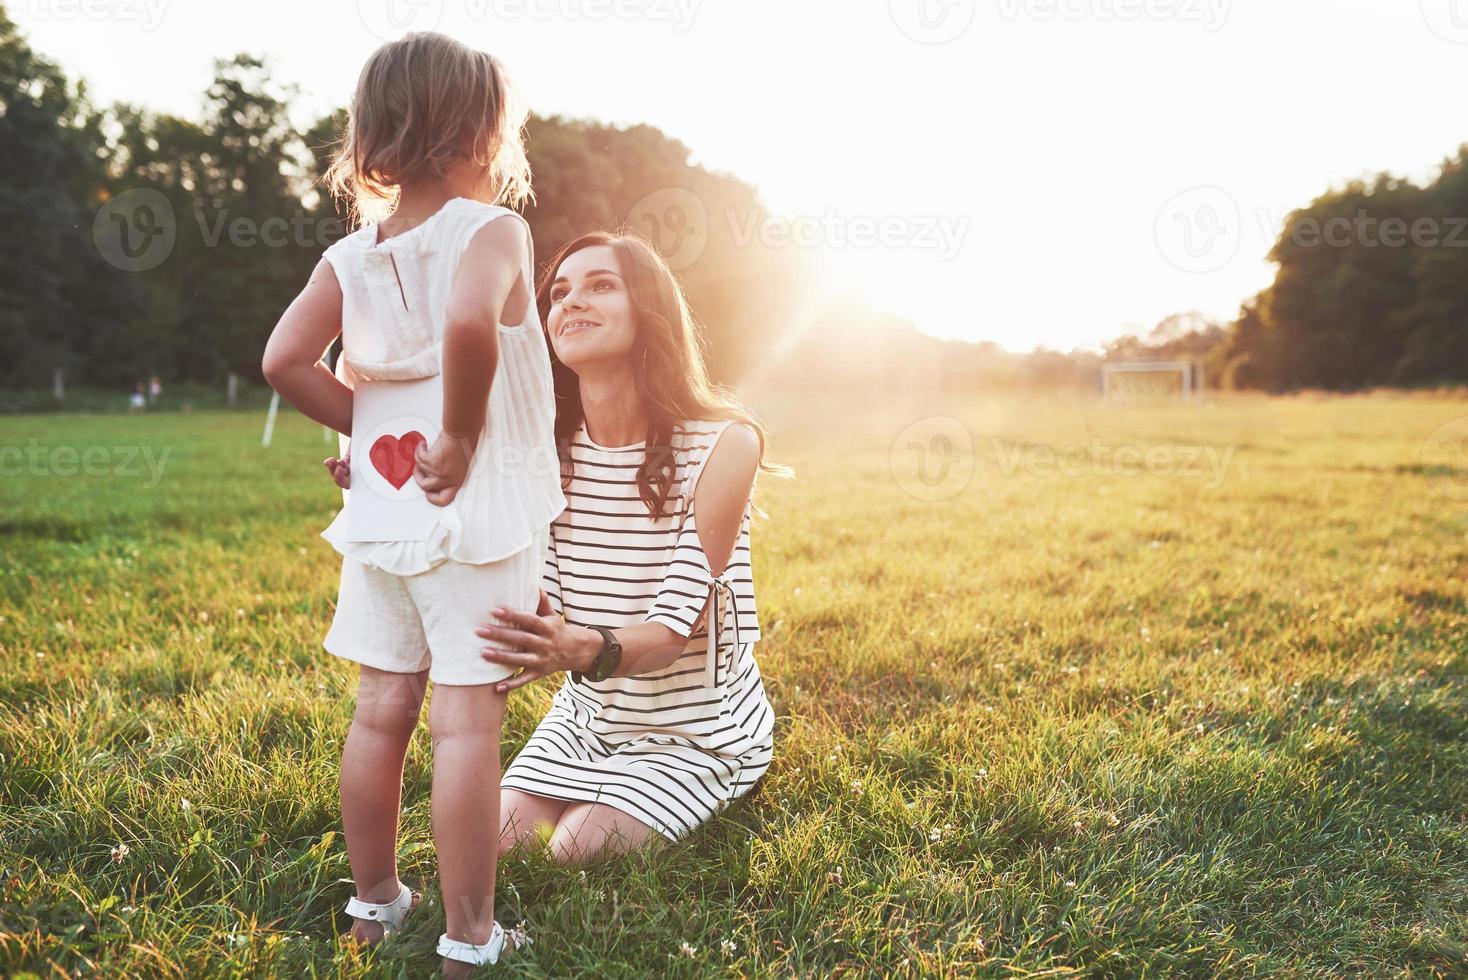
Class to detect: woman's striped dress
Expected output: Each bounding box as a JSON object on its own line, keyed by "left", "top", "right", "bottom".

{"left": 499, "top": 418, "right": 774, "bottom": 841}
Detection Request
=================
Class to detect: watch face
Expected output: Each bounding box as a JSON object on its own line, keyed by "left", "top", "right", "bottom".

{"left": 591, "top": 647, "right": 622, "bottom": 682}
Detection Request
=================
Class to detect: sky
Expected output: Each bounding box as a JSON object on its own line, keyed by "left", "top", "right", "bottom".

{"left": 11, "top": 0, "right": 1468, "bottom": 351}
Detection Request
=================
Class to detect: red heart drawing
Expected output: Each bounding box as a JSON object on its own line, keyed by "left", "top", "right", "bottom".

{"left": 369, "top": 431, "right": 426, "bottom": 490}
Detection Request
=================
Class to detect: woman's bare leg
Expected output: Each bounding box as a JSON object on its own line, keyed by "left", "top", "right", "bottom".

{"left": 428, "top": 683, "right": 508, "bottom": 951}
{"left": 547, "top": 802, "right": 660, "bottom": 865}
{"left": 339, "top": 665, "right": 428, "bottom": 943}
{"left": 497, "top": 789, "right": 570, "bottom": 858}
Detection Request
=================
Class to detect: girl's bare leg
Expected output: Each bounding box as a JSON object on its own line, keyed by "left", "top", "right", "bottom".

{"left": 339, "top": 664, "right": 428, "bottom": 943}
{"left": 428, "top": 683, "right": 509, "bottom": 950}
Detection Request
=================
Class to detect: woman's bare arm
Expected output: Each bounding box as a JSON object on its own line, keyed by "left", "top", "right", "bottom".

{"left": 475, "top": 423, "right": 763, "bottom": 688}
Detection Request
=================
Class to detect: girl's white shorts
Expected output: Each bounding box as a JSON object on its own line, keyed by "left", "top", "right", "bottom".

{"left": 324, "top": 528, "right": 546, "bottom": 686}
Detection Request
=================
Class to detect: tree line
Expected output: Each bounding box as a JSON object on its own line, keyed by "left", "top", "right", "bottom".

{"left": 0, "top": 6, "right": 807, "bottom": 395}
{"left": 6, "top": 2, "right": 1463, "bottom": 398}
{"left": 1219, "top": 154, "right": 1468, "bottom": 390}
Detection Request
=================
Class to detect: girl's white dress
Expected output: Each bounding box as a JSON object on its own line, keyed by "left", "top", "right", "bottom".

{"left": 316, "top": 198, "right": 565, "bottom": 686}
{"left": 319, "top": 197, "right": 564, "bottom": 574}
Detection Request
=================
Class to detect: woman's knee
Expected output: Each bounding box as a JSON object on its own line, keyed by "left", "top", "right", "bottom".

{"left": 546, "top": 804, "right": 657, "bottom": 864}
{"left": 498, "top": 791, "right": 567, "bottom": 859}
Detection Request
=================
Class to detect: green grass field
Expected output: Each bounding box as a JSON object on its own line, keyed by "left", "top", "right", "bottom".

{"left": 1, "top": 392, "right": 1465, "bottom": 977}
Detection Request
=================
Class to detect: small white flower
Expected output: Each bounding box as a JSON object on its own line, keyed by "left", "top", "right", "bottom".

{"left": 1064, "top": 879, "right": 1076, "bottom": 889}
{"left": 721, "top": 938, "right": 737, "bottom": 955}
{"left": 679, "top": 941, "right": 697, "bottom": 958}
{"left": 110, "top": 843, "right": 130, "bottom": 863}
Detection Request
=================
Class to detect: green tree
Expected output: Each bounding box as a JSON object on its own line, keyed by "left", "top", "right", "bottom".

{"left": 0, "top": 4, "right": 135, "bottom": 390}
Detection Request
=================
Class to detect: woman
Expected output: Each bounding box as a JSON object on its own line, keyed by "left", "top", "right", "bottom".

{"left": 475, "top": 231, "right": 785, "bottom": 863}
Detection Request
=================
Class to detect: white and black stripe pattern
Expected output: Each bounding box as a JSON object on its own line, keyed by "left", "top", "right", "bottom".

{"left": 500, "top": 419, "right": 774, "bottom": 841}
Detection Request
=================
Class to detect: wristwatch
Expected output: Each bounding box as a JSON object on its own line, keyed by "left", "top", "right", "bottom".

{"left": 573, "top": 625, "right": 622, "bottom": 683}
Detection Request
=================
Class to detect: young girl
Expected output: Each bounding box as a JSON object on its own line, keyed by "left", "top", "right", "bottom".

{"left": 261, "top": 32, "right": 563, "bottom": 973}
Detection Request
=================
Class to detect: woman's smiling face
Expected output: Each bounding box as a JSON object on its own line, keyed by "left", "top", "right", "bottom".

{"left": 546, "top": 245, "right": 637, "bottom": 369}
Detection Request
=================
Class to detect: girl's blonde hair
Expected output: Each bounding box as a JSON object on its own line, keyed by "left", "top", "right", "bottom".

{"left": 325, "top": 32, "right": 532, "bottom": 222}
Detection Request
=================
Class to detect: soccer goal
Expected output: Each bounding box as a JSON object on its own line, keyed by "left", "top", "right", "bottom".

{"left": 1101, "top": 360, "right": 1204, "bottom": 403}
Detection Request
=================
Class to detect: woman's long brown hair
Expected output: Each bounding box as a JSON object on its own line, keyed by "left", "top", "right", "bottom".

{"left": 535, "top": 231, "right": 788, "bottom": 520}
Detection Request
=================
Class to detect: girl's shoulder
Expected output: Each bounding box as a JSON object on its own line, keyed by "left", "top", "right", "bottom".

{"left": 321, "top": 223, "right": 377, "bottom": 266}
{"left": 322, "top": 200, "right": 526, "bottom": 263}
{"left": 441, "top": 198, "right": 530, "bottom": 250}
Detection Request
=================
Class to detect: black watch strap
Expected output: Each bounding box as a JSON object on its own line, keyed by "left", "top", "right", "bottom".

{"left": 575, "top": 625, "right": 622, "bottom": 683}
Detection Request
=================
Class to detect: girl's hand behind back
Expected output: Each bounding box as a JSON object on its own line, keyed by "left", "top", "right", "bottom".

{"left": 413, "top": 432, "right": 476, "bottom": 506}
{"left": 324, "top": 453, "right": 351, "bottom": 489}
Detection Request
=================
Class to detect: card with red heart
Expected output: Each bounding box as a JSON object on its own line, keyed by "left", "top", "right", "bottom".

{"left": 344, "top": 376, "right": 444, "bottom": 543}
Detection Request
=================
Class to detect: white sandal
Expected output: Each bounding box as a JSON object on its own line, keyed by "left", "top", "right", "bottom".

{"left": 343, "top": 881, "right": 417, "bottom": 939}
{"left": 437, "top": 921, "right": 507, "bottom": 967}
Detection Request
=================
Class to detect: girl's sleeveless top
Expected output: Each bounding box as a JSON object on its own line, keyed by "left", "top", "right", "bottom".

{"left": 319, "top": 198, "right": 565, "bottom": 575}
